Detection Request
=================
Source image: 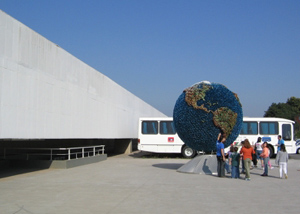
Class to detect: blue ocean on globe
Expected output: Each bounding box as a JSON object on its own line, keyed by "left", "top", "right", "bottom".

{"left": 173, "top": 81, "right": 243, "bottom": 152}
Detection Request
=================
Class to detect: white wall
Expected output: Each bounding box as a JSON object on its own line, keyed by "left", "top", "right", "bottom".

{"left": 0, "top": 10, "right": 166, "bottom": 139}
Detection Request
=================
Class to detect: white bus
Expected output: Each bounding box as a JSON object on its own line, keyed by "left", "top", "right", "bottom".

{"left": 137, "top": 117, "right": 296, "bottom": 158}
{"left": 236, "top": 117, "right": 296, "bottom": 157}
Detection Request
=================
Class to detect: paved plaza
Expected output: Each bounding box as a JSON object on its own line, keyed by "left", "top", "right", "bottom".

{"left": 0, "top": 153, "right": 300, "bottom": 214}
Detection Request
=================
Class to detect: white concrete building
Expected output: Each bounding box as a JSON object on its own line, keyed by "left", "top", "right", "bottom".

{"left": 0, "top": 10, "right": 166, "bottom": 154}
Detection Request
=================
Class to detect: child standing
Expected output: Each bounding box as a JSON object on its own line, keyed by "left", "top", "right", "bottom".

{"left": 260, "top": 142, "right": 269, "bottom": 176}
{"left": 225, "top": 146, "right": 234, "bottom": 174}
{"left": 267, "top": 143, "right": 274, "bottom": 170}
{"left": 229, "top": 147, "right": 240, "bottom": 179}
{"left": 275, "top": 144, "right": 289, "bottom": 179}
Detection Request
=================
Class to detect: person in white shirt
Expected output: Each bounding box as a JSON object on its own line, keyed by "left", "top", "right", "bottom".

{"left": 255, "top": 137, "right": 264, "bottom": 168}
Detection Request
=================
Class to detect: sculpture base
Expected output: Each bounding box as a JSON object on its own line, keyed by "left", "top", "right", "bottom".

{"left": 177, "top": 154, "right": 217, "bottom": 175}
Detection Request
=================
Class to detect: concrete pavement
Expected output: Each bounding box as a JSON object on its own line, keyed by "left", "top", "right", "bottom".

{"left": 1, "top": 152, "right": 300, "bottom": 214}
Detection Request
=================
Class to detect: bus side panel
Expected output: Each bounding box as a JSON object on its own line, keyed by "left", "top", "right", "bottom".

{"left": 138, "top": 135, "right": 183, "bottom": 153}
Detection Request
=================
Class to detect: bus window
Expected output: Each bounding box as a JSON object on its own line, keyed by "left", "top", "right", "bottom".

{"left": 160, "top": 121, "right": 176, "bottom": 134}
{"left": 282, "top": 124, "right": 291, "bottom": 141}
{"left": 260, "top": 122, "right": 278, "bottom": 135}
{"left": 142, "top": 121, "right": 158, "bottom": 134}
{"left": 240, "top": 122, "right": 258, "bottom": 135}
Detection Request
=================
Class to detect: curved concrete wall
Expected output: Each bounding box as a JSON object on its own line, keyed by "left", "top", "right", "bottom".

{"left": 0, "top": 10, "right": 166, "bottom": 139}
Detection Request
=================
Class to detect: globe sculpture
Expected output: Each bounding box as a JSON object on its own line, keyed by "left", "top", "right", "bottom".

{"left": 173, "top": 81, "right": 243, "bottom": 153}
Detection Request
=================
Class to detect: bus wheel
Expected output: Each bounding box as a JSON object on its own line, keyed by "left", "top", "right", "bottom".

{"left": 268, "top": 145, "right": 274, "bottom": 158}
{"left": 181, "top": 145, "right": 196, "bottom": 158}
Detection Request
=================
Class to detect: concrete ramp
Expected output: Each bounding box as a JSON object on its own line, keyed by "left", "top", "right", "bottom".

{"left": 177, "top": 154, "right": 217, "bottom": 175}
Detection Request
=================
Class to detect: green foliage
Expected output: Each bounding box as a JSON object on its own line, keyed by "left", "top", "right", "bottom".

{"left": 264, "top": 97, "right": 300, "bottom": 138}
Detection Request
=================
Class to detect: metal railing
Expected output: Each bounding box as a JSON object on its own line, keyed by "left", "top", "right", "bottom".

{"left": 2, "top": 145, "right": 105, "bottom": 161}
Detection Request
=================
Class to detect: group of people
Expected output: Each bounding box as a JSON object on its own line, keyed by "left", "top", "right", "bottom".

{"left": 216, "top": 133, "right": 289, "bottom": 181}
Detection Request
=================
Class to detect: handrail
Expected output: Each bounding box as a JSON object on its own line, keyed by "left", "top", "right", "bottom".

{"left": 2, "top": 145, "right": 105, "bottom": 161}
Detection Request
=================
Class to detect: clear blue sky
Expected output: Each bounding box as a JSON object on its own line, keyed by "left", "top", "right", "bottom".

{"left": 1, "top": 0, "right": 300, "bottom": 117}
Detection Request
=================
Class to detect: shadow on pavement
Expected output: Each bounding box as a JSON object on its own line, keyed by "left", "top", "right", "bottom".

{"left": 129, "top": 151, "right": 184, "bottom": 159}
{"left": 0, "top": 160, "right": 51, "bottom": 179}
{"left": 152, "top": 163, "right": 184, "bottom": 170}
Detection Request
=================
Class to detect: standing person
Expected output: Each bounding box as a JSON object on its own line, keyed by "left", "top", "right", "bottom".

{"left": 229, "top": 147, "right": 240, "bottom": 179}
{"left": 216, "top": 133, "right": 226, "bottom": 177}
{"left": 277, "top": 135, "right": 285, "bottom": 152}
{"left": 240, "top": 141, "right": 245, "bottom": 174}
{"left": 225, "top": 146, "right": 233, "bottom": 174}
{"left": 267, "top": 143, "right": 274, "bottom": 170}
{"left": 275, "top": 144, "right": 289, "bottom": 179}
{"left": 240, "top": 139, "right": 255, "bottom": 181}
{"left": 255, "top": 137, "right": 264, "bottom": 168}
{"left": 260, "top": 142, "right": 269, "bottom": 176}
{"left": 252, "top": 142, "right": 257, "bottom": 168}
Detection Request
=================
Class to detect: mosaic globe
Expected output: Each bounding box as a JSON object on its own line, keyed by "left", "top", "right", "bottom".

{"left": 173, "top": 81, "right": 243, "bottom": 152}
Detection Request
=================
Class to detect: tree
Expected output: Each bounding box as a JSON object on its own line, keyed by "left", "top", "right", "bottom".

{"left": 264, "top": 97, "right": 300, "bottom": 138}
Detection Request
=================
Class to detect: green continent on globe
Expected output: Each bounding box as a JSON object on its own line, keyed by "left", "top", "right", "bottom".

{"left": 184, "top": 83, "right": 211, "bottom": 112}
{"left": 183, "top": 82, "right": 238, "bottom": 138}
{"left": 212, "top": 107, "right": 237, "bottom": 138}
